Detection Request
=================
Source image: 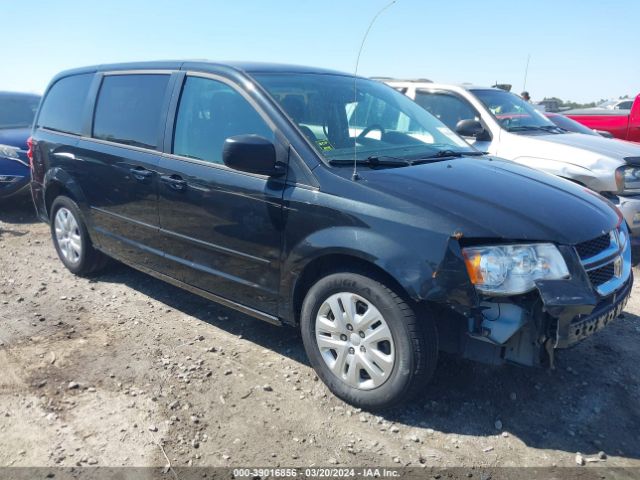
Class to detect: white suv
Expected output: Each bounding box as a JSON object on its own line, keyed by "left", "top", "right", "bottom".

{"left": 384, "top": 80, "right": 640, "bottom": 241}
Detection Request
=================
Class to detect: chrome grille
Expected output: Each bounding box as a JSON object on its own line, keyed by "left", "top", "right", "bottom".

{"left": 577, "top": 228, "right": 630, "bottom": 297}
{"left": 575, "top": 233, "right": 611, "bottom": 260}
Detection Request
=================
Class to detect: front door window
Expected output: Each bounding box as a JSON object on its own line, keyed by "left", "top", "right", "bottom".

{"left": 173, "top": 76, "right": 274, "bottom": 164}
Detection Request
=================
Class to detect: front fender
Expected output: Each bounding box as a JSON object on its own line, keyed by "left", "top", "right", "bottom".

{"left": 280, "top": 226, "right": 477, "bottom": 322}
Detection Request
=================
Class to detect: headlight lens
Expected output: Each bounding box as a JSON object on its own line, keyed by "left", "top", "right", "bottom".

{"left": 462, "top": 243, "right": 569, "bottom": 295}
{"left": 0, "top": 144, "right": 21, "bottom": 159}
{"left": 618, "top": 165, "right": 640, "bottom": 193}
{"left": 0, "top": 175, "right": 23, "bottom": 183}
{"left": 618, "top": 226, "right": 628, "bottom": 248}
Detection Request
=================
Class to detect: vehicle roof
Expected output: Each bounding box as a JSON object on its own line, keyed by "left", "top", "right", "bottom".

{"left": 51, "top": 60, "right": 353, "bottom": 82}
{"left": 371, "top": 76, "right": 434, "bottom": 83}
{"left": 0, "top": 91, "right": 41, "bottom": 99}
{"left": 380, "top": 79, "right": 504, "bottom": 92}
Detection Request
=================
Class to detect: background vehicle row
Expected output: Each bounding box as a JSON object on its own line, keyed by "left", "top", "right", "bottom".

{"left": 384, "top": 80, "right": 640, "bottom": 241}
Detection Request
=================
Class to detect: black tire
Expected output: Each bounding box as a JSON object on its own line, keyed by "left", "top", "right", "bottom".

{"left": 50, "top": 196, "right": 109, "bottom": 275}
{"left": 300, "top": 271, "right": 438, "bottom": 410}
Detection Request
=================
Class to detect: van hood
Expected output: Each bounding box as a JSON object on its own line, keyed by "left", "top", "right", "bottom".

{"left": 359, "top": 156, "right": 619, "bottom": 245}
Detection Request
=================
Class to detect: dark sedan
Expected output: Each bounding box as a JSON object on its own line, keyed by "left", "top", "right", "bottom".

{"left": 0, "top": 91, "right": 40, "bottom": 200}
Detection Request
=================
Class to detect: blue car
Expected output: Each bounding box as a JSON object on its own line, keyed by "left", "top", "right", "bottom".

{"left": 0, "top": 91, "right": 41, "bottom": 200}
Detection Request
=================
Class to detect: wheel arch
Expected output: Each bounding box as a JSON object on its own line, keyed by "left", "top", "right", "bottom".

{"left": 43, "top": 167, "right": 89, "bottom": 219}
{"left": 289, "top": 252, "right": 412, "bottom": 326}
{"left": 279, "top": 226, "right": 476, "bottom": 326}
{"left": 280, "top": 224, "right": 446, "bottom": 325}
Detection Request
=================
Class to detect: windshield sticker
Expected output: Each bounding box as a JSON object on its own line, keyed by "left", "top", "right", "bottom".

{"left": 316, "top": 139, "right": 334, "bottom": 151}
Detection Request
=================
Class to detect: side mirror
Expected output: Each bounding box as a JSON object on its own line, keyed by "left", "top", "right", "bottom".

{"left": 222, "top": 135, "right": 284, "bottom": 176}
{"left": 455, "top": 119, "right": 486, "bottom": 138}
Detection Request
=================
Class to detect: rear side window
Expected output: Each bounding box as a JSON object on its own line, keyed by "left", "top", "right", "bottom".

{"left": 93, "top": 74, "right": 170, "bottom": 149}
{"left": 173, "top": 76, "right": 273, "bottom": 164}
{"left": 37, "top": 74, "right": 93, "bottom": 135}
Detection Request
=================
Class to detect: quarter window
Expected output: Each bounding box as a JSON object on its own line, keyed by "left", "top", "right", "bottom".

{"left": 93, "top": 74, "right": 170, "bottom": 149}
{"left": 414, "top": 91, "right": 479, "bottom": 131}
{"left": 173, "top": 76, "right": 273, "bottom": 164}
{"left": 37, "top": 74, "right": 93, "bottom": 135}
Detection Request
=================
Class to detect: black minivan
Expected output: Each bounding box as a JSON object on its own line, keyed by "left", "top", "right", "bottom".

{"left": 30, "top": 61, "right": 632, "bottom": 409}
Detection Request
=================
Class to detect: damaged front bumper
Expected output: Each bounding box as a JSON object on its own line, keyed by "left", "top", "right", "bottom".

{"left": 538, "top": 227, "right": 633, "bottom": 351}
{"left": 439, "top": 225, "right": 633, "bottom": 368}
{"left": 559, "top": 276, "right": 631, "bottom": 347}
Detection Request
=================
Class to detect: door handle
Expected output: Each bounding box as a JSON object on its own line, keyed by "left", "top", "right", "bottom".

{"left": 160, "top": 174, "right": 187, "bottom": 191}
{"left": 130, "top": 167, "right": 153, "bottom": 181}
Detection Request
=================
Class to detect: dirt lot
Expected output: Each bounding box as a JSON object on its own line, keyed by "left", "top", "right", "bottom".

{"left": 1, "top": 198, "right": 640, "bottom": 474}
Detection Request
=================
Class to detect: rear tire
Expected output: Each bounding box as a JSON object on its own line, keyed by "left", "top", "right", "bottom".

{"left": 50, "top": 196, "right": 109, "bottom": 275}
{"left": 300, "top": 271, "right": 438, "bottom": 410}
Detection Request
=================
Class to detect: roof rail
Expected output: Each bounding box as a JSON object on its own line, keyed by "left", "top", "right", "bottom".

{"left": 370, "top": 77, "right": 434, "bottom": 83}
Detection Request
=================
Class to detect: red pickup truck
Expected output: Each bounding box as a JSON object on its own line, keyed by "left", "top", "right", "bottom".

{"left": 565, "top": 94, "right": 640, "bottom": 143}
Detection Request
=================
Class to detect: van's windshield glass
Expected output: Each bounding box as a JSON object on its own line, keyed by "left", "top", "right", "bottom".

{"left": 253, "top": 73, "right": 475, "bottom": 164}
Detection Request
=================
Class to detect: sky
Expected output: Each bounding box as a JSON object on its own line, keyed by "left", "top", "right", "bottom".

{"left": 2, "top": 0, "right": 638, "bottom": 103}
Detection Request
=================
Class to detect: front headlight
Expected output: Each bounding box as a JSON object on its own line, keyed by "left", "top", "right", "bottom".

{"left": 462, "top": 243, "right": 569, "bottom": 295}
{"left": 617, "top": 165, "right": 640, "bottom": 193}
{"left": 618, "top": 226, "right": 628, "bottom": 248}
{"left": 0, "top": 144, "right": 21, "bottom": 159}
{"left": 0, "top": 175, "right": 24, "bottom": 184}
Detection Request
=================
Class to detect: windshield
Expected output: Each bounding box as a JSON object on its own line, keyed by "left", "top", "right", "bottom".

{"left": 473, "top": 89, "right": 556, "bottom": 132}
{"left": 253, "top": 73, "right": 474, "bottom": 164}
{"left": 0, "top": 94, "right": 40, "bottom": 129}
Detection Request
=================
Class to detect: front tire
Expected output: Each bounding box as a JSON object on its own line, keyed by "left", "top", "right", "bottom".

{"left": 50, "top": 196, "right": 108, "bottom": 275}
{"left": 300, "top": 272, "right": 438, "bottom": 410}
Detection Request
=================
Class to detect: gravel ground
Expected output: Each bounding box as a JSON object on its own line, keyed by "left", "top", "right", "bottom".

{"left": 1, "top": 197, "right": 639, "bottom": 473}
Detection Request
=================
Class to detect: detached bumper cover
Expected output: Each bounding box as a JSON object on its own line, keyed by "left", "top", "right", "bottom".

{"left": 559, "top": 275, "right": 632, "bottom": 347}
{"left": 536, "top": 236, "right": 633, "bottom": 349}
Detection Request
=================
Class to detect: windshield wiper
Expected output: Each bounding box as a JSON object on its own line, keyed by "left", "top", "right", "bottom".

{"left": 329, "top": 150, "right": 485, "bottom": 167}
{"left": 507, "top": 125, "right": 559, "bottom": 133}
{"left": 537, "top": 125, "right": 567, "bottom": 133}
{"left": 411, "top": 150, "right": 486, "bottom": 163}
{"left": 426, "top": 149, "right": 485, "bottom": 158}
{"left": 328, "top": 155, "right": 411, "bottom": 167}
{"left": 506, "top": 125, "right": 544, "bottom": 131}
